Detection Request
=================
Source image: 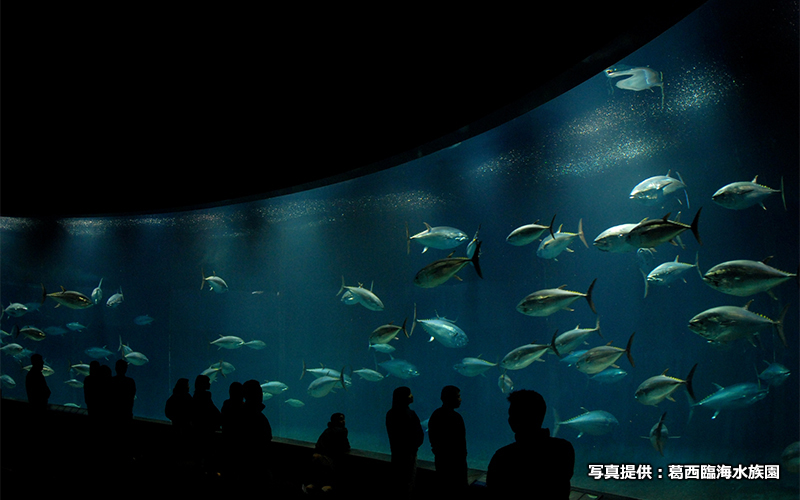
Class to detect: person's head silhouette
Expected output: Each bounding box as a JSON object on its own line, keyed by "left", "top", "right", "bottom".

{"left": 392, "top": 386, "right": 413, "bottom": 408}
{"left": 115, "top": 359, "right": 128, "bottom": 376}
{"left": 440, "top": 385, "right": 461, "bottom": 409}
{"left": 195, "top": 374, "right": 211, "bottom": 393}
{"left": 507, "top": 389, "right": 546, "bottom": 434}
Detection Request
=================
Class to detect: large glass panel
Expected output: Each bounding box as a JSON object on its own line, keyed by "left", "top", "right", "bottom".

{"left": 1, "top": 0, "right": 797, "bottom": 497}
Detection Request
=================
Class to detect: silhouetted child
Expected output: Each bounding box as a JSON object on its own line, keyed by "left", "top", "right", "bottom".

{"left": 308, "top": 412, "right": 351, "bottom": 495}
{"left": 486, "top": 389, "right": 575, "bottom": 499}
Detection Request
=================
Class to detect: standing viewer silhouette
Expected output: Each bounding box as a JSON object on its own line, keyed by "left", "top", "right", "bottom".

{"left": 385, "top": 386, "right": 424, "bottom": 500}
{"left": 428, "top": 385, "right": 468, "bottom": 494}
{"left": 487, "top": 389, "right": 575, "bottom": 499}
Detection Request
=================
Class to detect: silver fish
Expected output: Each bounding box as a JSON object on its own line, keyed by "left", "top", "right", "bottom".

{"left": 337, "top": 277, "right": 385, "bottom": 311}
{"left": 466, "top": 225, "right": 481, "bottom": 259}
{"left": 575, "top": 332, "right": 635, "bottom": 375}
{"left": 690, "top": 381, "right": 769, "bottom": 420}
{"left": 46, "top": 286, "right": 94, "bottom": 310}
{"left": 516, "top": 279, "right": 597, "bottom": 317}
{"left": 701, "top": 257, "right": 797, "bottom": 298}
{"left": 453, "top": 357, "right": 497, "bottom": 377}
{"left": 406, "top": 222, "right": 468, "bottom": 254}
{"left": 629, "top": 170, "right": 689, "bottom": 208}
{"left": 554, "top": 317, "right": 602, "bottom": 356}
{"left": 605, "top": 66, "right": 664, "bottom": 108}
{"left": 306, "top": 375, "right": 343, "bottom": 398}
{"left": 498, "top": 372, "right": 514, "bottom": 394}
{"left": 353, "top": 368, "right": 384, "bottom": 382}
{"left": 688, "top": 301, "right": 788, "bottom": 347}
{"left": 625, "top": 209, "right": 702, "bottom": 249}
{"left": 378, "top": 357, "right": 420, "bottom": 379}
{"left": 712, "top": 175, "right": 786, "bottom": 211}
{"left": 536, "top": 220, "right": 587, "bottom": 259}
{"left": 210, "top": 335, "right": 245, "bottom": 349}
{"left": 634, "top": 364, "right": 697, "bottom": 406}
{"left": 12, "top": 325, "right": 46, "bottom": 342}
{"left": 3, "top": 302, "right": 29, "bottom": 318}
{"left": 368, "top": 319, "right": 408, "bottom": 345}
{"left": 758, "top": 360, "right": 791, "bottom": 387}
{"left": 642, "top": 412, "right": 679, "bottom": 456}
{"left": 589, "top": 368, "right": 628, "bottom": 384}
{"left": 122, "top": 351, "right": 149, "bottom": 366}
{"left": 106, "top": 287, "right": 124, "bottom": 308}
{"left": 500, "top": 331, "right": 559, "bottom": 370}
{"left": 84, "top": 346, "right": 113, "bottom": 359}
{"left": 262, "top": 380, "right": 289, "bottom": 394}
{"left": 417, "top": 316, "right": 468, "bottom": 348}
{"left": 554, "top": 408, "right": 619, "bottom": 438}
{"left": 643, "top": 252, "right": 701, "bottom": 298}
{"left": 413, "top": 241, "right": 482, "bottom": 288}
{"left": 201, "top": 270, "right": 229, "bottom": 293}
{"left": 91, "top": 278, "right": 103, "bottom": 304}
{"left": 593, "top": 223, "right": 638, "bottom": 253}
{"left": 506, "top": 215, "right": 556, "bottom": 246}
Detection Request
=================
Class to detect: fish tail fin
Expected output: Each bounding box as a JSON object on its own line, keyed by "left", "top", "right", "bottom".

{"left": 471, "top": 241, "right": 483, "bottom": 279}
{"left": 775, "top": 303, "right": 789, "bottom": 347}
{"left": 586, "top": 278, "right": 597, "bottom": 314}
{"left": 401, "top": 317, "right": 409, "bottom": 339}
{"left": 640, "top": 268, "right": 649, "bottom": 298}
{"left": 690, "top": 207, "right": 702, "bottom": 245}
{"left": 685, "top": 363, "right": 698, "bottom": 402}
{"left": 550, "top": 329, "right": 560, "bottom": 358}
{"left": 548, "top": 214, "right": 557, "bottom": 239}
{"left": 200, "top": 269, "right": 206, "bottom": 290}
{"left": 300, "top": 360, "right": 307, "bottom": 380}
{"left": 340, "top": 366, "right": 347, "bottom": 392}
{"left": 626, "top": 332, "right": 636, "bottom": 368}
{"left": 40, "top": 283, "right": 46, "bottom": 305}
{"left": 336, "top": 276, "right": 346, "bottom": 297}
{"left": 780, "top": 176, "right": 787, "bottom": 211}
{"left": 578, "top": 218, "right": 588, "bottom": 248}
{"left": 409, "top": 303, "right": 417, "bottom": 337}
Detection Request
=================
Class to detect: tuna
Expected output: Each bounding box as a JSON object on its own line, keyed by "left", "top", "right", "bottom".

{"left": 337, "top": 277, "right": 385, "bottom": 311}
{"left": 634, "top": 364, "right": 697, "bottom": 406}
{"left": 554, "top": 408, "right": 619, "bottom": 438}
{"left": 593, "top": 223, "right": 638, "bottom": 253}
{"left": 575, "top": 332, "right": 635, "bottom": 375}
{"left": 91, "top": 278, "right": 104, "bottom": 304}
{"left": 712, "top": 175, "right": 786, "bottom": 211}
{"left": 413, "top": 241, "right": 482, "bottom": 288}
{"left": 629, "top": 170, "right": 690, "bottom": 208}
{"left": 701, "top": 257, "right": 797, "bottom": 298}
{"left": 46, "top": 286, "right": 95, "bottom": 310}
{"left": 417, "top": 316, "right": 468, "bottom": 348}
{"left": 536, "top": 220, "right": 588, "bottom": 259}
{"left": 506, "top": 215, "right": 556, "bottom": 246}
{"left": 516, "top": 279, "right": 597, "bottom": 317}
{"left": 453, "top": 357, "right": 498, "bottom": 377}
{"left": 625, "top": 209, "right": 702, "bottom": 249}
{"left": 643, "top": 252, "right": 701, "bottom": 297}
{"left": 352, "top": 368, "right": 385, "bottom": 382}
{"left": 758, "top": 360, "right": 791, "bottom": 387}
{"left": 688, "top": 301, "right": 788, "bottom": 347}
{"left": 106, "top": 287, "right": 124, "bottom": 308}
{"left": 210, "top": 335, "right": 245, "bottom": 349}
{"left": 500, "top": 331, "right": 559, "bottom": 370}
{"left": 378, "top": 357, "right": 420, "bottom": 379}
{"left": 554, "top": 318, "right": 602, "bottom": 356}
{"left": 406, "top": 222, "right": 468, "bottom": 254}
{"left": 201, "top": 270, "right": 229, "bottom": 293}
{"left": 368, "top": 319, "right": 409, "bottom": 346}
{"left": 690, "top": 381, "right": 769, "bottom": 420}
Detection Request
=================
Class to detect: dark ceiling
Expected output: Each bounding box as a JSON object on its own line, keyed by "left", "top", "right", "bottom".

{"left": 1, "top": 3, "right": 706, "bottom": 218}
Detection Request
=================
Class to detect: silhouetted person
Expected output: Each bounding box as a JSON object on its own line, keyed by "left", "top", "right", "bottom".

{"left": 239, "top": 379, "right": 273, "bottom": 485}
{"left": 111, "top": 359, "right": 136, "bottom": 426}
{"left": 309, "top": 412, "right": 351, "bottom": 495}
{"left": 25, "top": 353, "right": 50, "bottom": 413}
{"left": 385, "top": 386, "right": 424, "bottom": 500}
{"left": 428, "top": 385, "right": 467, "bottom": 494}
{"left": 191, "top": 374, "right": 221, "bottom": 434}
{"left": 220, "top": 381, "right": 244, "bottom": 435}
{"left": 165, "top": 378, "right": 193, "bottom": 429}
{"left": 486, "top": 389, "right": 575, "bottom": 499}
{"left": 165, "top": 377, "right": 194, "bottom": 464}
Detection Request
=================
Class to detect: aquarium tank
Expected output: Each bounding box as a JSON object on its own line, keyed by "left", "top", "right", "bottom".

{"left": 1, "top": 0, "right": 798, "bottom": 498}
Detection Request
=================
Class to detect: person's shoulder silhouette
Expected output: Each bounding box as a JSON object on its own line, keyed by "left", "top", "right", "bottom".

{"left": 25, "top": 353, "right": 51, "bottom": 412}
{"left": 487, "top": 389, "right": 575, "bottom": 499}
{"left": 165, "top": 377, "right": 193, "bottom": 428}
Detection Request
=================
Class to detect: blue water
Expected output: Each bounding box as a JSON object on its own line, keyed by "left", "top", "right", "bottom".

{"left": 1, "top": 0, "right": 798, "bottom": 497}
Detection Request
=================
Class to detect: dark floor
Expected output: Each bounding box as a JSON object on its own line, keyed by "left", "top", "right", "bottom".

{"left": 0, "top": 398, "right": 636, "bottom": 499}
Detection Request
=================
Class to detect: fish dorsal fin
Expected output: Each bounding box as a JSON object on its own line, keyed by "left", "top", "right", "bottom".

{"left": 761, "top": 255, "right": 774, "bottom": 265}
{"left": 674, "top": 255, "right": 680, "bottom": 262}
{"left": 446, "top": 251, "right": 455, "bottom": 258}
{"left": 662, "top": 368, "right": 670, "bottom": 375}
{"left": 638, "top": 217, "right": 649, "bottom": 224}
{"left": 605, "top": 341, "right": 614, "bottom": 346}
{"left": 661, "top": 213, "right": 671, "bottom": 221}
{"left": 665, "top": 169, "right": 671, "bottom": 177}
{"left": 557, "top": 224, "right": 563, "bottom": 233}
{"left": 423, "top": 222, "right": 432, "bottom": 230}
{"left": 713, "top": 383, "right": 724, "bottom": 391}
{"left": 751, "top": 175, "right": 758, "bottom": 183}
{"left": 558, "top": 284, "right": 568, "bottom": 289}
{"left": 743, "top": 299, "right": 754, "bottom": 310}
{"left": 60, "top": 286, "right": 67, "bottom": 292}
